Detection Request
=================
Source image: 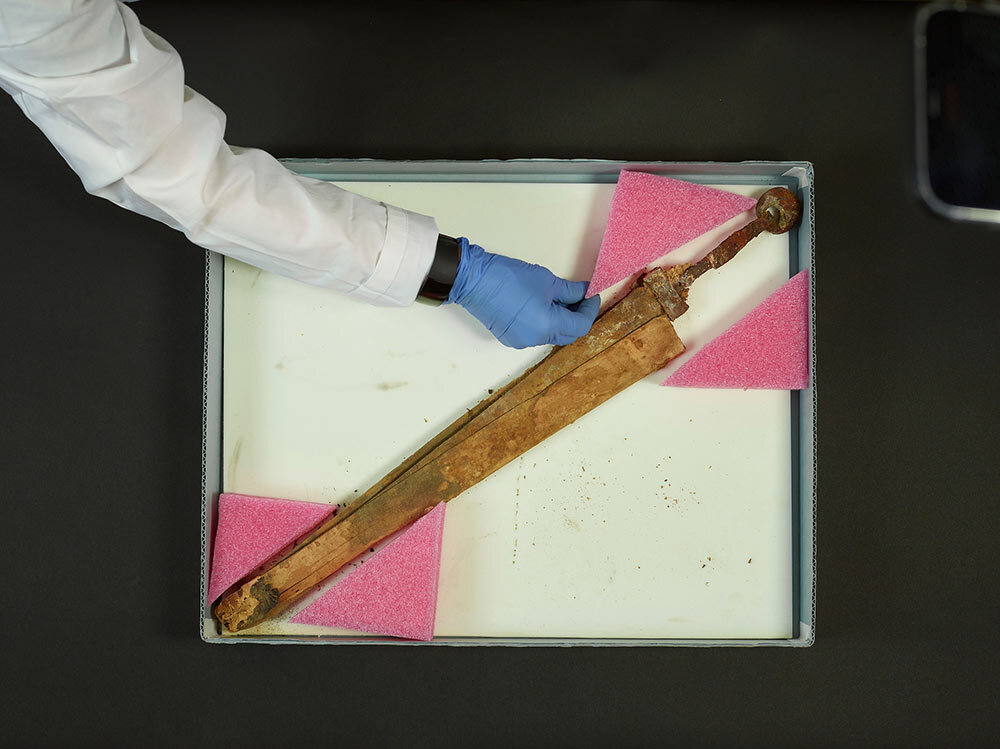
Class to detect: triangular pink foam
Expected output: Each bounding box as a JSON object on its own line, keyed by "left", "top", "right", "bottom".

{"left": 662, "top": 270, "right": 810, "bottom": 390}
{"left": 290, "top": 502, "right": 447, "bottom": 641}
{"left": 588, "top": 171, "right": 757, "bottom": 297}
{"left": 207, "top": 493, "right": 335, "bottom": 604}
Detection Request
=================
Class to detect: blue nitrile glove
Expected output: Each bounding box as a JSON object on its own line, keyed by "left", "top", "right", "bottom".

{"left": 447, "top": 238, "right": 601, "bottom": 349}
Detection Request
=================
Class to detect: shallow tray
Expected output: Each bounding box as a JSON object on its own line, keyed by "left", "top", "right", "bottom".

{"left": 200, "top": 160, "right": 816, "bottom": 646}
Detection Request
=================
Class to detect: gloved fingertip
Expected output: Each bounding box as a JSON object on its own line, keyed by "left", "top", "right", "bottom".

{"left": 552, "top": 277, "right": 589, "bottom": 305}
{"left": 572, "top": 294, "right": 601, "bottom": 322}
{"left": 552, "top": 304, "right": 595, "bottom": 341}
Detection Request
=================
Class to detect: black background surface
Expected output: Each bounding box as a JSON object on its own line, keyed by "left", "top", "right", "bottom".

{"left": 1, "top": 2, "right": 998, "bottom": 747}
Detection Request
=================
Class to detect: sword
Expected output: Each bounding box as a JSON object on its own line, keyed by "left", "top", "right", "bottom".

{"left": 213, "top": 186, "right": 801, "bottom": 633}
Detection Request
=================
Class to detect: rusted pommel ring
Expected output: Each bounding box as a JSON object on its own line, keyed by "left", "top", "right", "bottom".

{"left": 672, "top": 185, "right": 803, "bottom": 294}
{"left": 755, "top": 187, "right": 801, "bottom": 234}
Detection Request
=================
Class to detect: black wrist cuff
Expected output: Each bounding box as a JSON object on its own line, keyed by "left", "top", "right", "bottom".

{"left": 417, "top": 234, "right": 462, "bottom": 304}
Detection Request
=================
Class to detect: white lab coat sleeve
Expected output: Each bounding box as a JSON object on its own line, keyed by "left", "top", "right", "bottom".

{"left": 0, "top": 0, "right": 437, "bottom": 306}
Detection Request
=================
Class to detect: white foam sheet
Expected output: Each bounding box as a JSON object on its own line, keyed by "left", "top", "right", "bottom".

{"left": 221, "top": 180, "right": 794, "bottom": 639}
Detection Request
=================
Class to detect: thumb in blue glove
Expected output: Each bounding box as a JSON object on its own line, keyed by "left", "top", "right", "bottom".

{"left": 446, "top": 238, "right": 601, "bottom": 349}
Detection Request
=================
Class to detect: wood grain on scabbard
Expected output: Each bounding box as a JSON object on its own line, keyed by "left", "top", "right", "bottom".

{"left": 214, "top": 314, "right": 684, "bottom": 632}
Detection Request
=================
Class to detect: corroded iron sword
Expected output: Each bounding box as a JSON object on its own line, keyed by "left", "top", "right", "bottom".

{"left": 214, "top": 187, "right": 801, "bottom": 632}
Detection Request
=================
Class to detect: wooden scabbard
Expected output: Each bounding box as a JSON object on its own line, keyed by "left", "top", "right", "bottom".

{"left": 213, "top": 272, "right": 685, "bottom": 633}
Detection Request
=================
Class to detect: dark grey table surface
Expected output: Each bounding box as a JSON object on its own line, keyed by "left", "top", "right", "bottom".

{"left": 2, "top": 2, "right": 997, "bottom": 746}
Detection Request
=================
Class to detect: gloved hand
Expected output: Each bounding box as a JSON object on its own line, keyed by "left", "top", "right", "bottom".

{"left": 447, "top": 238, "right": 601, "bottom": 349}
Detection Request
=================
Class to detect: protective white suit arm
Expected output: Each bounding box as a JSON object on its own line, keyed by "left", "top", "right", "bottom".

{"left": 0, "top": 0, "right": 437, "bottom": 306}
